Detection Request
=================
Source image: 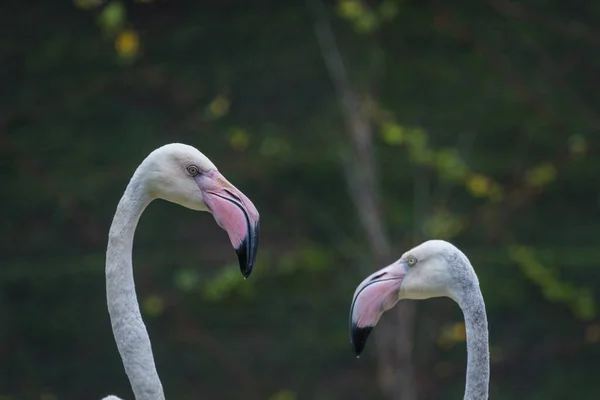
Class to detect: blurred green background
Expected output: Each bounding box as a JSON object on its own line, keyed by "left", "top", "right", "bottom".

{"left": 2, "top": 0, "right": 599, "bottom": 399}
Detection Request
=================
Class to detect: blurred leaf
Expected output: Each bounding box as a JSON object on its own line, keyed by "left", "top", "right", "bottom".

{"left": 142, "top": 295, "right": 164, "bottom": 317}
{"left": 436, "top": 321, "right": 466, "bottom": 349}
{"left": 423, "top": 208, "right": 465, "bottom": 239}
{"left": 380, "top": 123, "right": 405, "bottom": 145}
{"left": 337, "top": 0, "right": 365, "bottom": 20}
{"left": 435, "top": 148, "right": 468, "bottom": 182}
{"left": 466, "top": 174, "right": 494, "bottom": 198}
{"left": 206, "top": 95, "right": 230, "bottom": 119}
{"left": 354, "top": 13, "right": 378, "bottom": 33}
{"left": 97, "top": 1, "right": 126, "bottom": 34}
{"left": 259, "top": 137, "right": 291, "bottom": 157}
{"left": 575, "top": 289, "right": 595, "bottom": 320}
{"left": 114, "top": 29, "right": 140, "bottom": 59}
{"left": 405, "top": 127, "right": 428, "bottom": 152}
{"left": 203, "top": 264, "right": 252, "bottom": 301}
{"left": 228, "top": 127, "right": 250, "bottom": 151}
{"left": 569, "top": 134, "right": 587, "bottom": 157}
{"left": 173, "top": 268, "right": 200, "bottom": 292}
{"left": 525, "top": 162, "right": 557, "bottom": 187}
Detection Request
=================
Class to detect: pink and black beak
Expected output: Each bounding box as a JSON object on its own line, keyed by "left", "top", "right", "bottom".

{"left": 196, "top": 171, "right": 260, "bottom": 278}
{"left": 349, "top": 262, "right": 407, "bottom": 355}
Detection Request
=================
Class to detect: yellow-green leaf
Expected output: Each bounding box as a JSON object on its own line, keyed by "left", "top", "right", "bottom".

{"left": 206, "top": 95, "right": 230, "bottom": 119}
{"left": 97, "top": 1, "right": 126, "bottom": 34}
{"left": 337, "top": 0, "right": 365, "bottom": 20}
{"left": 466, "top": 174, "right": 491, "bottom": 197}
{"left": 435, "top": 148, "right": 468, "bottom": 182}
{"left": 423, "top": 208, "right": 465, "bottom": 239}
{"left": 525, "top": 163, "right": 557, "bottom": 187}
{"left": 354, "top": 13, "right": 378, "bottom": 33}
{"left": 381, "top": 123, "right": 405, "bottom": 145}
{"left": 228, "top": 128, "right": 250, "bottom": 151}
{"left": 143, "top": 295, "right": 164, "bottom": 317}
{"left": 569, "top": 134, "right": 587, "bottom": 156}
{"left": 115, "top": 29, "right": 140, "bottom": 58}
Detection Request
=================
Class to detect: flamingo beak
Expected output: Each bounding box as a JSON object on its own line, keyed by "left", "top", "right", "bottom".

{"left": 196, "top": 171, "right": 260, "bottom": 278}
{"left": 349, "top": 263, "right": 406, "bottom": 355}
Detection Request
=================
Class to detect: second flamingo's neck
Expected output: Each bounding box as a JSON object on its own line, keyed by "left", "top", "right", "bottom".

{"left": 457, "top": 284, "right": 490, "bottom": 400}
{"left": 106, "top": 174, "right": 165, "bottom": 400}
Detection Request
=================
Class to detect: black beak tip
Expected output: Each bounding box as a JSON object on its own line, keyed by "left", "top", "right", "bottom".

{"left": 241, "top": 267, "right": 253, "bottom": 279}
{"left": 350, "top": 324, "right": 373, "bottom": 356}
{"left": 241, "top": 261, "right": 253, "bottom": 279}
{"left": 235, "top": 241, "right": 252, "bottom": 278}
{"left": 236, "top": 222, "right": 259, "bottom": 279}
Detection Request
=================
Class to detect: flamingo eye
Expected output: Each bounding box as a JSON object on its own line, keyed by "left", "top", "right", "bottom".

{"left": 406, "top": 256, "right": 418, "bottom": 267}
{"left": 186, "top": 165, "right": 200, "bottom": 176}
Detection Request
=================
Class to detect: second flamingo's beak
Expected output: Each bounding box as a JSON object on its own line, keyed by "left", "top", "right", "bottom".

{"left": 196, "top": 171, "right": 260, "bottom": 278}
{"left": 349, "top": 263, "right": 406, "bottom": 355}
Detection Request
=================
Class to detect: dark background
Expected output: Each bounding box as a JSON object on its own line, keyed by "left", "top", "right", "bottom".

{"left": 2, "top": 0, "right": 599, "bottom": 399}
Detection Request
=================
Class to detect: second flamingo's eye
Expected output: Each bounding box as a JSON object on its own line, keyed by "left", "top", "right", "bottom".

{"left": 406, "top": 256, "right": 418, "bottom": 267}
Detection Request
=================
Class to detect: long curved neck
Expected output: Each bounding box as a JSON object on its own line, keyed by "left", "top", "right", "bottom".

{"left": 456, "top": 283, "right": 489, "bottom": 400}
{"left": 106, "top": 173, "right": 165, "bottom": 400}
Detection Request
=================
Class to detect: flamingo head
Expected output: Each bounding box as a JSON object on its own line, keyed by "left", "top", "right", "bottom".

{"left": 349, "top": 240, "right": 469, "bottom": 355}
{"left": 138, "top": 143, "right": 260, "bottom": 278}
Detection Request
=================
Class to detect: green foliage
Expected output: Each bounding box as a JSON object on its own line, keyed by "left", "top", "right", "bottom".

{"left": 96, "top": 1, "right": 126, "bottom": 35}
{"left": 202, "top": 264, "right": 254, "bottom": 301}
{"left": 525, "top": 163, "right": 557, "bottom": 188}
{"left": 2, "top": 0, "right": 600, "bottom": 399}
{"left": 422, "top": 207, "right": 465, "bottom": 239}
{"left": 509, "top": 245, "right": 596, "bottom": 320}
{"left": 336, "top": 0, "right": 400, "bottom": 33}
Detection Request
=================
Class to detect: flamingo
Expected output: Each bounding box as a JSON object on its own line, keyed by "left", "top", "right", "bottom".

{"left": 100, "top": 143, "right": 260, "bottom": 400}
{"left": 350, "top": 240, "right": 489, "bottom": 400}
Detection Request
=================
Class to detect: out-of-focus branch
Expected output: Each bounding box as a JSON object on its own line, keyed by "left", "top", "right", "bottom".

{"left": 306, "top": 2, "right": 417, "bottom": 400}
{"left": 306, "top": 0, "right": 391, "bottom": 260}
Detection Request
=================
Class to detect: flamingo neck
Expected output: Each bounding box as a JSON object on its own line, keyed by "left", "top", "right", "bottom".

{"left": 457, "top": 284, "right": 489, "bottom": 400}
{"left": 106, "top": 172, "right": 165, "bottom": 400}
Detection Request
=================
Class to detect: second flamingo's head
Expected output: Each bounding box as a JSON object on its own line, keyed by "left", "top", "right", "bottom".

{"left": 349, "top": 240, "right": 471, "bottom": 355}
{"left": 137, "top": 143, "right": 260, "bottom": 278}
